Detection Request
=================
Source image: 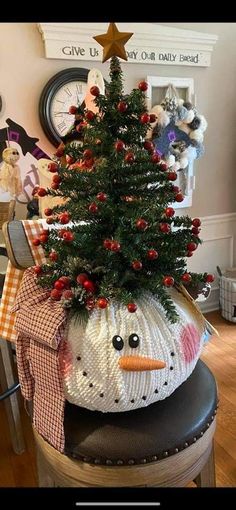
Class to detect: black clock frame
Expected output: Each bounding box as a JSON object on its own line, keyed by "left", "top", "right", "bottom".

{"left": 39, "top": 68, "right": 90, "bottom": 147}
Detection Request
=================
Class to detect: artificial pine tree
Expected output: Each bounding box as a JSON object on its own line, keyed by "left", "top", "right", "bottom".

{"left": 34, "top": 45, "right": 214, "bottom": 323}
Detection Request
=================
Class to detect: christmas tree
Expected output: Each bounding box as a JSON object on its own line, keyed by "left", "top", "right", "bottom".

{"left": 34, "top": 24, "right": 214, "bottom": 323}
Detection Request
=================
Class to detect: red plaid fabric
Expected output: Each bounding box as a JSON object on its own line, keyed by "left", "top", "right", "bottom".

{"left": 14, "top": 267, "right": 69, "bottom": 452}
{"left": 13, "top": 268, "right": 67, "bottom": 349}
{"left": 0, "top": 219, "right": 46, "bottom": 342}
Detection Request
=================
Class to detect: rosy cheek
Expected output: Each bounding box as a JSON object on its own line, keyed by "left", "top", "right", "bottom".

{"left": 59, "top": 341, "right": 73, "bottom": 377}
{"left": 180, "top": 323, "right": 201, "bottom": 363}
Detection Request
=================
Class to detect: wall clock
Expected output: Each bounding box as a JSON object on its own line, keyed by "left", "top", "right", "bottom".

{"left": 39, "top": 68, "right": 89, "bottom": 147}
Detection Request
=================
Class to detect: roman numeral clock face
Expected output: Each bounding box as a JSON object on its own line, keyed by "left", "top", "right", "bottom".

{"left": 39, "top": 68, "right": 89, "bottom": 147}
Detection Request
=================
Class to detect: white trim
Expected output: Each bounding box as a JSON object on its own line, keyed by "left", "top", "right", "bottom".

{"left": 201, "top": 212, "right": 236, "bottom": 226}
{"left": 38, "top": 23, "right": 218, "bottom": 67}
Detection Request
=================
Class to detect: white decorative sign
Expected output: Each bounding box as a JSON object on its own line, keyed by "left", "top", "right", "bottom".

{"left": 38, "top": 23, "right": 218, "bottom": 68}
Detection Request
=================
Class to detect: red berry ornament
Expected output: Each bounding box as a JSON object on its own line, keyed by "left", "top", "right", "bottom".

{"left": 63, "top": 290, "right": 74, "bottom": 300}
{"left": 110, "top": 241, "right": 121, "bottom": 252}
{"left": 151, "top": 153, "right": 161, "bottom": 163}
{"left": 69, "top": 105, "right": 77, "bottom": 115}
{"left": 96, "top": 192, "right": 107, "bottom": 202}
{"left": 103, "top": 239, "right": 112, "bottom": 250}
{"left": 172, "top": 185, "right": 179, "bottom": 193}
{"left": 63, "top": 231, "right": 74, "bottom": 242}
{"left": 159, "top": 223, "right": 171, "bottom": 234}
{"left": 52, "top": 174, "right": 61, "bottom": 184}
{"left": 59, "top": 276, "right": 71, "bottom": 287}
{"left": 132, "top": 260, "right": 143, "bottom": 271}
{"left": 205, "top": 274, "right": 215, "bottom": 283}
{"left": 144, "top": 140, "right": 154, "bottom": 152}
{"left": 163, "top": 276, "right": 174, "bottom": 287}
{"left": 125, "top": 152, "right": 135, "bottom": 164}
{"left": 192, "top": 218, "right": 201, "bottom": 228}
{"left": 165, "top": 207, "right": 175, "bottom": 218}
{"left": 97, "top": 297, "right": 108, "bottom": 309}
{"left": 115, "top": 140, "right": 125, "bottom": 152}
{"left": 54, "top": 280, "right": 65, "bottom": 291}
{"left": 89, "top": 202, "right": 98, "bottom": 213}
{"left": 160, "top": 162, "right": 168, "bottom": 172}
{"left": 136, "top": 218, "right": 148, "bottom": 230}
{"left": 32, "top": 238, "right": 41, "bottom": 246}
{"left": 167, "top": 171, "right": 177, "bottom": 181}
{"left": 83, "top": 149, "right": 93, "bottom": 160}
{"left": 48, "top": 162, "right": 58, "bottom": 173}
{"left": 192, "top": 227, "right": 200, "bottom": 236}
{"left": 138, "top": 81, "right": 148, "bottom": 92}
{"left": 46, "top": 217, "right": 54, "bottom": 225}
{"left": 140, "top": 113, "right": 150, "bottom": 124}
{"left": 50, "top": 289, "right": 62, "bottom": 301}
{"left": 37, "top": 187, "right": 47, "bottom": 197}
{"left": 39, "top": 234, "right": 48, "bottom": 244}
{"left": 181, "top": 273, "right": 192, "bottom": 283}
{"left": 49, "top": 251, "right": 58, "bottom": 261}
{"left": 33, "top": 265, "right": 42, "bottom": 275}
{"left": 117, "top": 101, "right": 128, "bottom": 112}
{"left": 76, "top": 273, "right": 88, "bottom": 285}
{"left": 187, "top": 242, "right": 197, "bottom": 252}
{"left": 59, "top": 212, "right": 70, "bottom": 224}
{"left": 83, "top": 280, "right": 96, "bottom": 293}
{"left": 175, "top": 193, "right": 184, "bottom": 202}
{"left": 147, "top": 249, "right": 158, "bottom": 260}
{"left": 127, "top": 303, "right": 137, "bottom": 313}
{"left": 44, "top": 208, "right": 53, "bottom": 216}
{"left": 85, "top": 110, "right": 95, "bottom": 121}
{"left": 90, "top": 86, "right": 100, "bottom": 96}
{"left": 187, "top": 251, "right": 193, "bottom": 257}
{"left": 51, "top": 182, "right": 59, "bottom": 190}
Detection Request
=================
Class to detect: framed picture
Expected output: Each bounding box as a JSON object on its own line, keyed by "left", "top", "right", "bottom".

{"left": 146, "top": 76, "right": 195, "bottom": 208}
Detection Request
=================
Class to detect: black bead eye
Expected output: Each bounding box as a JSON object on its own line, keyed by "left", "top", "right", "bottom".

{"left": 129, "top": 333, "right": 140, "bottom": 348}
{"left": 112, "top": 335, "right": 124, "bottom": 351}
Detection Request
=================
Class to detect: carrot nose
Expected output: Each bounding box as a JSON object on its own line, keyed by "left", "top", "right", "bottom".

{"left": 119, "top": 355, "right": 166, "bottom": 371}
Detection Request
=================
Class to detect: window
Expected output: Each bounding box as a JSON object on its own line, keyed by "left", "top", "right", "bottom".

{"left": 146, "top": 76, "right": 195, "bottom": 208}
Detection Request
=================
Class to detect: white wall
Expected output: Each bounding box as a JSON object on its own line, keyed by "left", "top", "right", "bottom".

{"left": 0, "top": 22, "right": 235, "bottom": 309}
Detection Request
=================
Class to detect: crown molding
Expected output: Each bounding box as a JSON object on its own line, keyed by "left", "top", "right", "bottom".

{"left": 38, "top": 23, "right": 218, "bottom": 67}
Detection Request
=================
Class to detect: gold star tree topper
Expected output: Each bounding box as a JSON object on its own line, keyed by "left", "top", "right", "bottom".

{"left": 93, "top": 22, "right": 133, "bottom": 63}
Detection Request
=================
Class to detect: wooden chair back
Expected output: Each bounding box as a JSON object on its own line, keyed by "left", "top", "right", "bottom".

{"left": 2, "top": 220, "right": 34, "bottom": 270}
{"left": 0, "top": 201, "right": 16, "bottom": 229}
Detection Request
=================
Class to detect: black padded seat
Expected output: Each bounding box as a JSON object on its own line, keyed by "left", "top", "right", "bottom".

{"left": 64, "top": 360, "right": 218, "bottom": 466}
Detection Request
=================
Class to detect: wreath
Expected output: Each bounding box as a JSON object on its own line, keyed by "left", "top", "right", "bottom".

{"left": 148, "top": 83, "right": 207, "bottom": 172}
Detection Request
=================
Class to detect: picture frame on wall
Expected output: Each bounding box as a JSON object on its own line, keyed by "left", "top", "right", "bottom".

{"left": 146, "top": 76, "right": 196, "bottom": 208}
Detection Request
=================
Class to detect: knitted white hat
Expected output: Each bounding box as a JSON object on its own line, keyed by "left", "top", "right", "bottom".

{"left": 61, "top": 289, "right": 205, "bottom": 413}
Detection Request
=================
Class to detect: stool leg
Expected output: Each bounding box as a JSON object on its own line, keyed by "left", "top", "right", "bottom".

{"left": 0, "top": 339, "right": 25, "bottom": 454}
{"left": 194, "top": 442, "right": 216, "bottom": 487}
{"left": 36, "top": 447, "right": 56, "bottom": 487}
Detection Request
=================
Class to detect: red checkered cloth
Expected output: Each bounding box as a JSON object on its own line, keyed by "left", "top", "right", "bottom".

{"left": 0, "top": 219, "right": 46, "bottom": 342}
{"left": 13, "top": 268, "right": 69, "bottom": 452}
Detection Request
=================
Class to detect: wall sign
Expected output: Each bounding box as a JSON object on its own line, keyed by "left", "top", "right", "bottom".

{"left": 38, "top": 23, "right": 218, "bottom": 68}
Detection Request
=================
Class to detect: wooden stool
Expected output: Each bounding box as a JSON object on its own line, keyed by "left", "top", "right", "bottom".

{"left": 34, "top": 360, "right": 217, "bottom": 487}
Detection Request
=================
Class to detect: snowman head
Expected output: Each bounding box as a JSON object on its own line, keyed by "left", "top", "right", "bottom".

{"left": 61, "top": 289, "right": 205, "bottom": 412}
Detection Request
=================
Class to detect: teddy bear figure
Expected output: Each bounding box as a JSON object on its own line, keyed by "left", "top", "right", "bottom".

{"left": 0, "top": 147, "right": 22, "bottom": 197}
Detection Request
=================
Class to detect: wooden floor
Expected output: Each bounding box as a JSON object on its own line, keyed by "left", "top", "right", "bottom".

{"left": 0, "top": 310, "right": 235, "bottom": 487}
